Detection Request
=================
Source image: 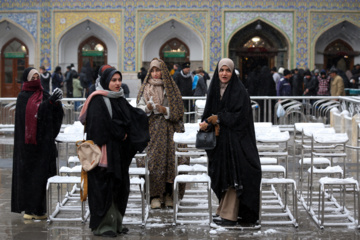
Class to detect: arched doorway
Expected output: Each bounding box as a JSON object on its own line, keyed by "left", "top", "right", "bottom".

{"left": 1, "top": 38, "right": 28, "bottom": 97}
{"left": 323, "top": 39, "right": 354, "bottom": 71}
{"left": 314, "top": 21, "right": 360, "bottom": 71}
{"left": 78, "top": 36, "right": 107, "bottom": 81}
{"left": 229, "top": 20, "right": 288, "bottom": 81}
{"left": 159, "top": 38, "right": 190, "bottom": 70}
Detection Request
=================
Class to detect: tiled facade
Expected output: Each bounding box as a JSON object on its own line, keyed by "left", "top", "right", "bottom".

{"left": 0, "top": 0, "right": 359, "bottom": 72}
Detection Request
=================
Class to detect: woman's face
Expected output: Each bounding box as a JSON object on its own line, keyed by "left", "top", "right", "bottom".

{"left": 108, "top": 73, "right": 122, "bottom": 92}
{"left": 30, "top": 73, "right": 40, "bottom": 81}
{"left": 150, "top": 67, "right": 162, "bottom": 79}
{"left": 219, "top": 65, "right": 232, "bottom": 83}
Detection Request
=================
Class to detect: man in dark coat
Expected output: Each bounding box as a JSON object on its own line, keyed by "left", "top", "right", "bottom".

{"left": 12, "top": 67, "right": 64, "bottom": 219}
{"left": 257, "top": 66, "right": 276, "bottom": 122}
{"left": 39, "top": 66, "right": 51, "bottom": 93}
{"left": 200, "top": 58, "right": 261, "bottom": 226}
{"left": 137, "top": 67, "right": 147, "bottom": 84}
{"left": 174, "top": 62, "right": 193, "bottom": 116}
{"left": 174, "top": 62, "right": 193, "bottom": 97}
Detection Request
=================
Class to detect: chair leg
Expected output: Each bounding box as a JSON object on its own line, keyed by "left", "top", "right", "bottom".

{"left": 173, "top": 182, "right": 178, "bottom": 225}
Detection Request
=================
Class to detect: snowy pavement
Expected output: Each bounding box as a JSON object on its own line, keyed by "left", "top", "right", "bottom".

{"left": 1, "top": 134, "right": 360, "bottom": 239}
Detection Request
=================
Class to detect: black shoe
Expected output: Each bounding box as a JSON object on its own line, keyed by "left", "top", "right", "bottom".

{"left": 117, "top": 227, "right": 129, "bottom": 234}
{"left": 213, "top": 217, "right": 237, "bottom": 226}
{"left": 94, "top": 231, "right": 117, "bottom": 238}
{"left": 212, "top": 214, "right": 219, "bottom": 218}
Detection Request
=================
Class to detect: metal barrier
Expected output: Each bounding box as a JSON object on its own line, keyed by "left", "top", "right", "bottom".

{"left": 2, "top": 96, "right": 360, "bottom": 125}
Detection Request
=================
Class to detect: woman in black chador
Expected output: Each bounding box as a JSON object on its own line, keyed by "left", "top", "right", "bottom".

{"left": 79, "top": 68, "right": 149, "bottom": 237}
{"left": 199, "top": 58, "right": 261, "bottom": 226}
{"left": 11, "top": 67, "right": 64, "bottom": 220}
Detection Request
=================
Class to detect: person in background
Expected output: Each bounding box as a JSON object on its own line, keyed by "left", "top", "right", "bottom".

{"left": 39, "top": 66, "right": 51, "bottom": 93}
{"left": 12, "top": 67, "right": 64, "bottom": 220}
{"left": 122, "top": 83, "right": 130, "bottom": 98}
{"left": 51, "top": 66, "right": 63, "bottom": 92}
{"left": 136, "top": 58, "right": 185, "bottom": 209}
{"left": 290, "top": 68, "right": 303, "bottom": 96}
{"left": 303, "top": 70, "right": 318, "bottom": 97}
{"left": 330, "top": 68, "right": 345, "bottom": 97}
{"left": 174, "top": 62, "right": 193, "bottom": 120}
{"left": 271, "top": 67, "right": 281, "bottom": 93}
{"left": 199, "top": 58, "right": 261, "bottom": 226}
{"left": 64, "top": 65, "right": 73, "bottom": 98}
{"left": 137, "top": 67, "right": 147, "bottom": 84}
{"left": 277, "top": 69, "right": 292, "bottom": 96}
{"left": 88, "top": 65, "right": 114, "bottom": 97}
{"left": 317, "top": 70, "right": 330, "bottom": 96}
{"left": 79, "top": 68, "right": 149, "bottom": 237}
{"left": 193, "top": 67, "right": 207, "bottom": 96}
{"left": 72, "top": 74, "right": 83, "bottom": 110}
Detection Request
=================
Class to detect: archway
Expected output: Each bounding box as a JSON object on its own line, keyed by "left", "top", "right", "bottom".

{"left": 1, "top": 38, "right": 28, "bottom": 97}
{"left": 228, "top": 20, "right": 289, "bottom": 81}
{"left": 159, "top": 38, "right": 190, "bottom": 70}
{"left": 324, "top": 39, "right": 354, "bottom": 71}
{"left": 78, "top": 36, "right": 107, "bottom": 78}
{"left": 142, "top": 19, "right": 203, "bottom": 71}
{"left": 315, "top": 21, "right": 360, "bottom": 71}
{"left": 58, "top": 19, "right": 117, "bottom": 77}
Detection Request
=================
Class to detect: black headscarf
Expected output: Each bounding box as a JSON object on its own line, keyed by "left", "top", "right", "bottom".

{"left": 202, "top": 62, "right": 246, "bottom": 121}
{"left": 202, "top": 59, "right": 261, "bottom": 224}
{"left": 100, "top": 68, "right": 122, "bottom": 90}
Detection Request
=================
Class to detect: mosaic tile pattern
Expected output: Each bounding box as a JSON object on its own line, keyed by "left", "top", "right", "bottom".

{"left": 0, "top": 12, "right": 38, "bottom": 40}
{"left": 1, "top": 0, "right": 360, "bottom": 71}
{"left": 224, "top": 12, "right": 294, "bottom": 44}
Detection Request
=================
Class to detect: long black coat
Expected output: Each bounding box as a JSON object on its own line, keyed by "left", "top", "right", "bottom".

{"left": 174, "top": 71, "right": 193, "bottom": 96}
{"left": 11, "top": 91, "right": 63, "bottom": 215}
{"left": 202, "top": 65, "right": 261, "bottom": 223}
{"left": 85, "top": 95, "right": 149, "bottom": 229}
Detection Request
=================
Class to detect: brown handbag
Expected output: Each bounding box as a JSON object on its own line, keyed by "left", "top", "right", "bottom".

{"left": 76, "top": 140, "right": 102, "bottom": 172}
{"left": 76, "top": 140, "right": 102, "bottom": 202}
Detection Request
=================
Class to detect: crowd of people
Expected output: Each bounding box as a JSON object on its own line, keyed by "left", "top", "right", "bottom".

{"left": 37, "top": 63, "right": 131, "bottom": 104}
{"left": 243, "top": 64, "right": 360, "bottom": 98}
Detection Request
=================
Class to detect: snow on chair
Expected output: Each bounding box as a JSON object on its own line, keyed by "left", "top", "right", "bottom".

{"left": 173, "top": 174, "right": 212, "bottom": 225}
{"left": 301, "top": 132, "right": 357, "bottom": 229}
{"left": 125, "top": 152, "right": 149, "bottom": 226}
{"left": 173, "top": 124, "right": 211, "bottom": 225}
{"left": 260, "top": 178, "right": 298, "bottom": 227}
{"left": 256, "top": 129, "right": 298, "bottom": 227}
{"left": 317, "top": 177, "right": 360, "bottom": 229}
{"left": 46, "top": 176, "right": 90, "bottom": 223}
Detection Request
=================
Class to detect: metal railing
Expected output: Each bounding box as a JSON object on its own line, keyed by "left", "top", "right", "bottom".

{"left": 2, "top": 96, "right": 360, "bottom": 126}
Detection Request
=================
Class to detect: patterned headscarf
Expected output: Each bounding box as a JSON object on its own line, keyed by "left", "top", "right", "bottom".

{"left": 137, "top": 58, "right": 184, "bottom": 132}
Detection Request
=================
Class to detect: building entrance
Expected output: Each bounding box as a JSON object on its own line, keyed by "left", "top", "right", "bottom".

{"left": 78, "top": 36, "right": 107, "bottom": 82}
{"left": 1, "top": 39, "right": 28, "bottom": 97}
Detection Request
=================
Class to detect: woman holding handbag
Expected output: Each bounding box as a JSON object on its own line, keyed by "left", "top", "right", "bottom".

{"left": 79, "top": 68, "right": 149, "bottom": 237}
{"left": 199, "top": 58, "right": 261, "bottom": 226}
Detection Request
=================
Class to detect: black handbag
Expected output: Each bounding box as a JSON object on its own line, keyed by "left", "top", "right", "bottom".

{"left": 196, "top": 130, "right": 216, "bottom": 150}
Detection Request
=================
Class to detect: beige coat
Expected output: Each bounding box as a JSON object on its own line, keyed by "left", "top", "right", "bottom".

{"left": 330, "top": 75, "right": 345, "bottom": 96}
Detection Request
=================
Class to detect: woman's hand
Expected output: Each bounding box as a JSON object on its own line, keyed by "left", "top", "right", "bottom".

{"left": 156, "top": 105, "right": 167, "bottom": 114}
{"left": 123, "top": 133, "right": 127, "bottom": 141}
{"left": 199, "top": 121, "right": 208, "bottom": 131}
{"left": 146, "top": 103, "right": 153, "bottom": 111}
